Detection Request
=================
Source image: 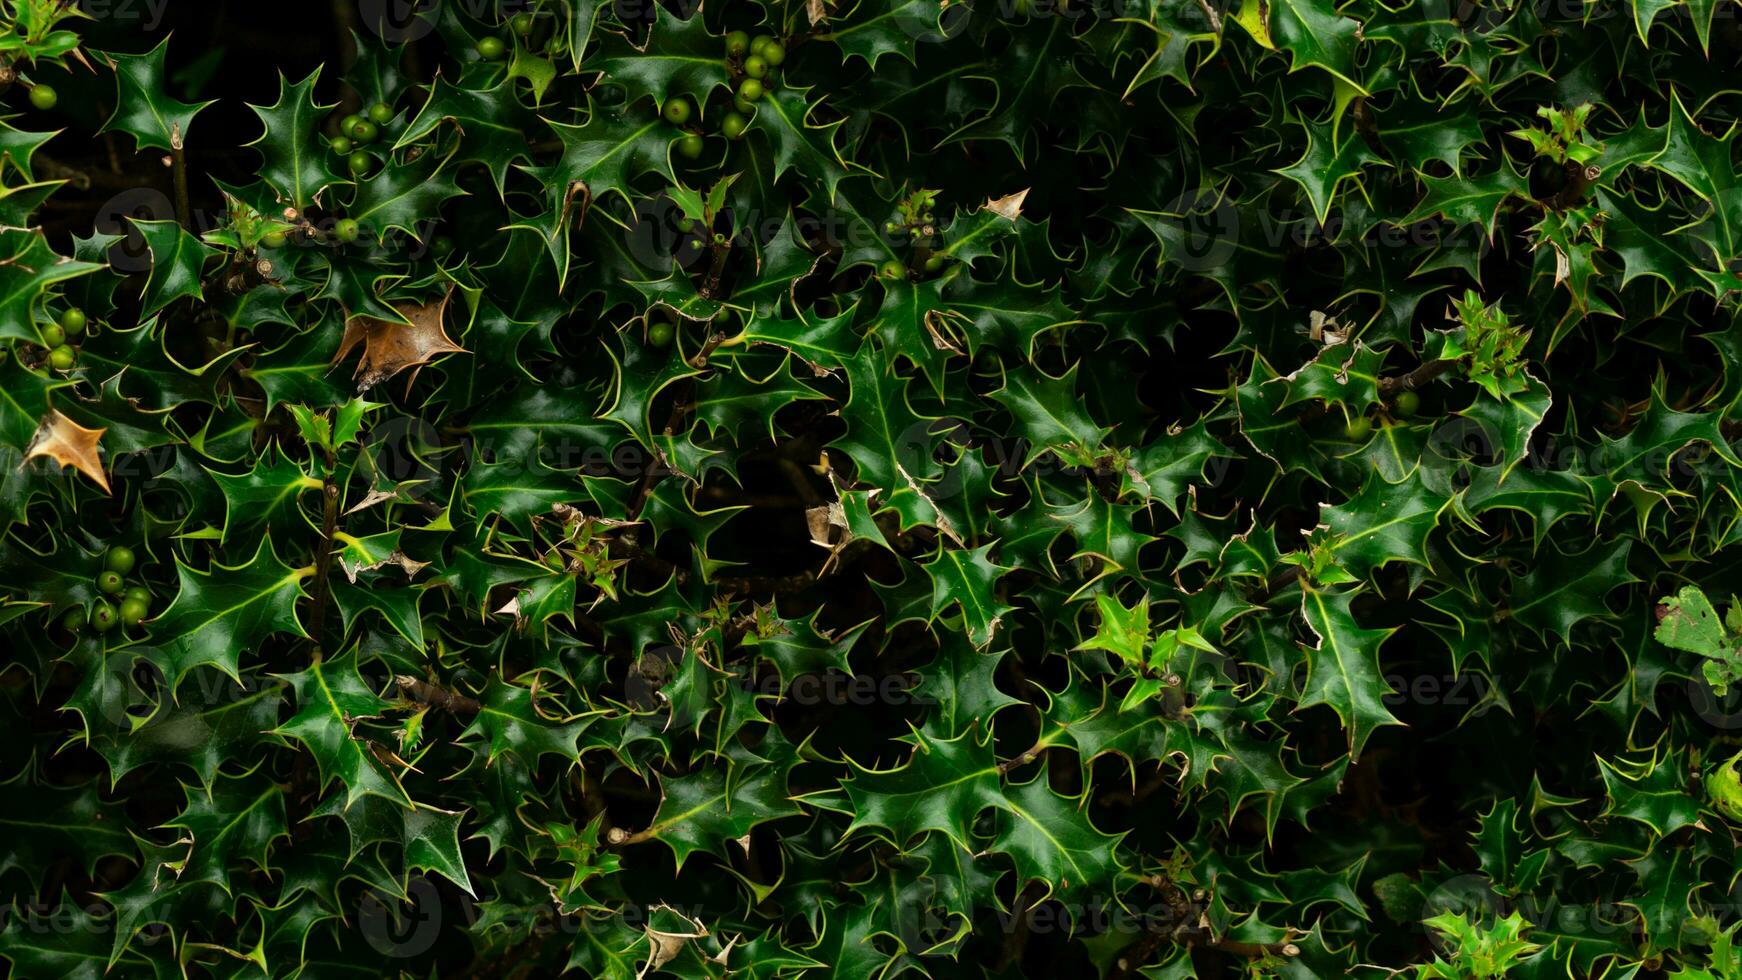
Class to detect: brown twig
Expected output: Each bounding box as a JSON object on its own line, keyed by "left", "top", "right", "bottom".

{"left": 35, "top": 152, "right": 156, "bottom": 191}
{"left": 1193, "top": 0, "right": 1223, "bottom": 31}
{"left": 1546, "top": 160, "right": 1601, "bottom": 212}
{"left": 1244, "top": 564, "right": 1303, "bottom": 605}
{"left": 1377, "top": 358, "right": 1456, "bottom": 396}
{"left": 997, "top": 739, "right": 1046, "bottom": 775}
{"left": 688, "top": 330, "right": 727, "bottom": 369}
{"left": 304, "top": 482, "right": 342, "bottom": 653}
{"left": 712, "top": 567, "right": 821, "bottom": 596}
{"left": 626, "top": 396, "right": 692, "bottom": 520}
{"left": 395, "top": 675, "right": 482, "bottom": 715}
{"left": 1107, "top": 923, "right": 1299, "bottom": 979}
{"left": 700, "top": 237, "right": 733, "bottom": 299}
{"left": 171, "top": 145, "right": 191, "bottom": 231}
{"left": 33, "top": 152, "right": 92, "bottom": 191}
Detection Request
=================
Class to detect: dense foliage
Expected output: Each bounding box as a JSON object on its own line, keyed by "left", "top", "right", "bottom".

{"left": 5, "top": 0, "right": 1742, "bottom": 975}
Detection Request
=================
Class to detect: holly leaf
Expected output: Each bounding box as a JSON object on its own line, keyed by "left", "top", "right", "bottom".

{"left": 149, "top": 539, "right": 312, "bottom": 695}
{"left": 271, "top": 653, "right": 413, "bottom": 810}
{"left": 128, "top": 218, "right": 215, "bottom": 318}
{"left": 331, "top": 291, "right": 467, "bottom": 394}
{"left": 634, "top": 757, "right": 802, "bottom": 870}
{"left": 1297, "top": 584, "right": 1402, "bottom": 759}
{"left": 1275, "top": 117, "right": 1385, "bottom": 223}
{"left": 922, "top": 544, "right": 1014, "bottom": 650}
{"left": 99, "top": 37, "right": 216, "bottom": 152}
{"left": 990, "top": 777, "right": 1125, "bottom": 909}
{"left": 1507, "top": 538, "right": 1635, "bottom": 641}
{"left": 841, "top": 725, "right": 1003, "bottom": 850}
{"left": 246, "top": 68, "right": 345, "bottom": 210}
{"left": 395, "top": 77, "right": 539, "bottom": 196}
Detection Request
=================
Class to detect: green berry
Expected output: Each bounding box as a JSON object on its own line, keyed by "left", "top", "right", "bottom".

{"left": 662, "top": 97, "right": 692, "bottom": 124}
{"left": 330, "top": 135, "right": 354, "bottom": 156}
{"left": 348, "top": 151, "right": 373, "bottom": 175}
{"left": 648, "top": 321, "right": 675, "bottom": 348}
{"left": 334, "top": 219, "right": 361, "bottom": 243}
{"left": 725, "top": 30, "right": 750, "bottom": 56}
{"left": 924, "top": 254, "right": 944, "bottom": 272}
{"left": 880, "top": 260, "right": 906, "bottom": 280}
{"left": 105, "top": 546, "right": 136, "bottom": 574}
{"left": 340, "top": 112, "right": 363, "bottom": 133}
{"left": 722, "top": 112, "right": 748, "bottom": 139}
{"left": 512, "top": 12, "right": 535, "bottom": 34}
{"left": 119, "top": 598, "right": 149, "bottom": 627}
{"left": 738, "top": 78, "right": 764, "bottom": 101}
{"left": 59, "top": 308, "right": 86, "bottom": 335}
{"left": 48, "top": 345, "right": 74, "bottom": 371}
{"left": 349, "top": 119, "right": 378, "bottom": 143}
{"left": 97, "top": 570, "right": 125, "bottom": 595}
{"left": 40, "top": 323, "right": 63, "bottom": 347}
{"left": 751, "top": 35, "right": 774, "bottom": 57}
{"left": 477, "top": 36, "right": 506, "bottom": 59}
{"left": 123, "top": 585, "right": 150, "bottom": 604}
{"left": 61, "top": 606, "right": 86, "bottom": 632}
{"left": 677, "top": 134, "right": 704, "bottom": 159}
{"left": 262, "top": 230, "right": 288, "bottom": 249}
{"left": 1344, "top": 415, "right": 1372, "bottom": 440}
{"left": 28, "top": 85, "right": 56, "bottom": 110}
{"left": 1394, "top": 390, "right": 1421, "bottom": 416}
{"left": 744, "top": 55, "right": 768, "bottom": 79}
{"left": 91, "top": 601, "right": 116, "bottom": 632}
{"left": 733, "top": 94, "right": 756, "bottom": 114}
{"left": 368, "top": 102, "right": 394, "bottom": 125}
{"left": 762, "top": 42, "right": 786, "bottom": 66}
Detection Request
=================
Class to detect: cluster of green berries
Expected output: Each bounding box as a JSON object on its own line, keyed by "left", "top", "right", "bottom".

{"left": 723, "top": 34, "right": 784, "bottom": 135}
{"left": 315, "top": 101, "right": 399, "bottom": 245}
{"left": 40, "top": 307, "right": 87, "bottom": 372}
{"left": 330, "top": 101, "right": 397, "bottom": 180}
{"left": 476, "top": 12, "right": 536, "bottom": 60}
{"left": 875, "top": 210, "right": 948, "bottom": 280}
{"left": 659, "top": 33, "right": 786, "bottom": 159}
{"left": 1343, "top": 390, "right": 1420, "bottom": 440}
{"left": 62, "top": 546, "right": 152, "bottom": 634}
